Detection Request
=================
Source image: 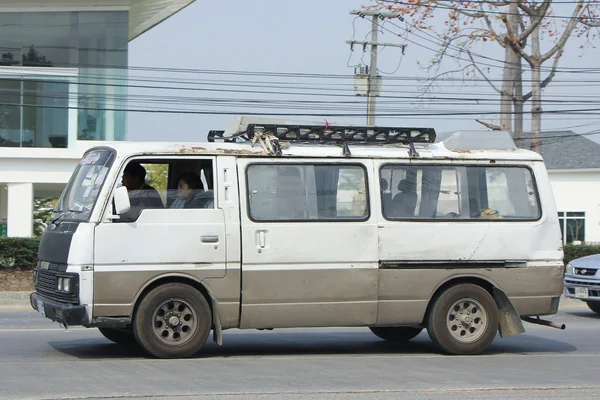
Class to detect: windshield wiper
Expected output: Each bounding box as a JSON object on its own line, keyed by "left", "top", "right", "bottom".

{"left": 50, "top": 209, "right": 86, "bottom": 225}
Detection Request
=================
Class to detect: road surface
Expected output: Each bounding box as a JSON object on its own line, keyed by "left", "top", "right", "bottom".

{"left": 1, "top": 302, "right": 599, "bottom": 400}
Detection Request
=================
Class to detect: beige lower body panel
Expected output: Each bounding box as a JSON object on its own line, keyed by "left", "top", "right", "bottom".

{"left": 92, "top": 266, "right": 241, "bottom": 329}
{"left": 240, "top": 302, "right": 377, "bottom": 329}
{"left": 375, "top": 265, "right": 564, "bottom": 326}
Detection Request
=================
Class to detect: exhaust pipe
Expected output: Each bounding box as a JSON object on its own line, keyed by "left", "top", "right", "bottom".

{"left": 521, "top": 316, "right": 566, "bottom": 330}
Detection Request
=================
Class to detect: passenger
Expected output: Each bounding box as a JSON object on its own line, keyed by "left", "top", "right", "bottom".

{"left": 170, "top": 171, "right": 213, "bottom": 209}
{"left": 120, "top": 162, "right": 163, "bottom": 221}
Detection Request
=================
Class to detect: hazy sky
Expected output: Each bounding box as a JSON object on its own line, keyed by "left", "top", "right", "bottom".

{"left": 127, "top": 0, "right": 600, "bottom": 143}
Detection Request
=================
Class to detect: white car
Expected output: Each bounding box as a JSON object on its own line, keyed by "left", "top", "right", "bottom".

{"left": 564, "top": 254, "right": 600, "bottom": 314}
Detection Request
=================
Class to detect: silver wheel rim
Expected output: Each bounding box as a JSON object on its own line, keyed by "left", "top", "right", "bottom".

{"left": 446, "top": 297, "right": 488, "bottom": 343}
{"left": 152, "top": 298, "right": 198, "bottom": 346}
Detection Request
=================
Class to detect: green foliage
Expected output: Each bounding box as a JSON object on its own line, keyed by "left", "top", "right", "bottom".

{"left": 145, "top": 163, "right": 169, "bottom": 188}
{"left": 33, "top": 198, "right": 58, "bottom": 237}
{"left": 0, "top": 237, "right": 40, "bottom": 270}
{"left": 564, "top": 245, "right": 600, "bottom": 266}
{"left": 145, "top": 163, "right": 169, "bottom": 204}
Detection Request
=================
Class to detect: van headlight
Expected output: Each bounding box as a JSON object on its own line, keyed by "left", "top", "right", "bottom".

{"left": 57, "top": 276, "right": 73, "bottom": 292}
{"left": 566, "top": 263, "right": 574, "bottom": 275}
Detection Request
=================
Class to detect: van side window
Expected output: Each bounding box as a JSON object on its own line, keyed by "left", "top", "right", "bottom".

{"left": 115, "top": 158, "right": 215, "bottom": 222}
{"left": 380, "top": 165, "right": 540, "bottom": 220}
{"left": 247, "top": 164, "right": 369, "bottom": 221}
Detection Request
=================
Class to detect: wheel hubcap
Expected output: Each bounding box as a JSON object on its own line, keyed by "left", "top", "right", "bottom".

{"left": 446, "top": 297, "right": 488, "bottom": 343}
{"left": 152, "top": 298, "right": 198, "bottom": 346}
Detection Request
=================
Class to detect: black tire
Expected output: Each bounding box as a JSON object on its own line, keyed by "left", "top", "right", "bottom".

{"left": 98, "top": 327, "right": 137, "bottom": 345}
{"left": 586, "top": 301, "right": 600, "bottom": 315}
{"left": 427, "top": 284, "right": 498, "bottom": 355}
{"left": 369, "top": 326, "right": 423, "bottom": 342}
{"left": 133, "top": 283, "right": 212, "bottom": 359}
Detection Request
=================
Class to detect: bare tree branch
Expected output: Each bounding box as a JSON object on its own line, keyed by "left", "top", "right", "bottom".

{"left": 509, "top": 38, "right": 535, "bottom": 66}
{"left": 456, "top": 9, "right": 486, "bottom": 18}
{"left": 467, "top": 50, "right": 503, "bottom": 94}
{"left": 479, "top": 4, "right": 506, "bottom": 48}
{"left": 581, "top": 3, "right": 600, "bottom": 27}
{"left": 522, "top": 49, "right": 564, "bottom": 101}
{"left": 419, "top": 64, "right": 475, "bottom": 99}
{"left": 542, "top": 0, "right": 586, "bottom": 62}
{"left": 476, "top": 119, "right": 502, "bottom": 130}
{"left": 518, "top": 0, "right": 552, "bottom": 41}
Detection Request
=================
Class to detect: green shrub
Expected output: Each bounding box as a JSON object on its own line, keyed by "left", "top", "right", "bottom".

{"left": 564, "top": 245, "right": 600, "bottom": 266}
{"left": 0, "top": 237, "right": 40, "bottom": 270}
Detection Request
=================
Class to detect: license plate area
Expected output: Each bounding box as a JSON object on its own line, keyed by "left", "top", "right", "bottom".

{"left": 575, "top": 286, "right": 589, "bottom": 299}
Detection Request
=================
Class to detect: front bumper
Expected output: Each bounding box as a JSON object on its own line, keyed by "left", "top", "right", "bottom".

{"left": 564, "top": 276, "right": 600, "bottom": 302}
{"left": 30, "top": 292, "right": 88, "bottom": 326}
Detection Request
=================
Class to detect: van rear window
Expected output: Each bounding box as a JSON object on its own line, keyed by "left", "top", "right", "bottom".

{"left": 247, "top": 164, "right": 369, "bottom": 222}
{"left": 380, "top": 165, "right": 540, "bottom": 221}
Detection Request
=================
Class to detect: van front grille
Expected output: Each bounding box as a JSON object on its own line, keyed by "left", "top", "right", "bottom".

{"left": 34, "top": 268, "right": 79, "bottom": 304}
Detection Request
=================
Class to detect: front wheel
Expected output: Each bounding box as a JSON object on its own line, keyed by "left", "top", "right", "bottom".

{"left": 133, "top": 283, "right": 212, "bottom": 358}
{"left": 369, "top": 326, "right": 423, "bottom": 342}
{"left": 586, "top": 301, "right": 600, "bottom": 315}
{"left": 427, "top": 284, "right": 498, "bottom": 355}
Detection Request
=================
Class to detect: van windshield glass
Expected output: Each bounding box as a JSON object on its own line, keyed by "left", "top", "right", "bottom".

{"left": 53, "top": 150, "right": 114, "bottom": 222}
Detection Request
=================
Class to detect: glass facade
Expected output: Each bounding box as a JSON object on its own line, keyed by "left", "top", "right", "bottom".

{"left": 0, "top": 11, "right": 128, "bottom": 147}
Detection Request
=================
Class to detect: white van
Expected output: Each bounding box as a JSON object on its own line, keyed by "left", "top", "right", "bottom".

{"left": 30, "top": 117, "right": 565, "bottom": 358}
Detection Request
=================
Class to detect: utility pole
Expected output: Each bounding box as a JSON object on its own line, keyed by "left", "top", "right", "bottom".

{"left": 347, "top": 10, "right": 405, "bottom": 125}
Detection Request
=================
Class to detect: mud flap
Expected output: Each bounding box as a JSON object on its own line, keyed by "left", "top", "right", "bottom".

{"left": 493, "top": 286, "right": 526, "bottom": 338}
{"left": 211, "top": 297, "right": 223, "bottom": 346}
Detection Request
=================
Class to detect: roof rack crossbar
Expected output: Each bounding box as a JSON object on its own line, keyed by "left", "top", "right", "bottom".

{"left": 208, "top": 124, "right": 436, "bottom": 144}
{"left": 208, "top": 130, "right": 248, "bottom": 143}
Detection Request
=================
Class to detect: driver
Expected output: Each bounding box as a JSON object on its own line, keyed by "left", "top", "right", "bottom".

{"left": 120, "top": 162, "right": 163, "bottom": 221}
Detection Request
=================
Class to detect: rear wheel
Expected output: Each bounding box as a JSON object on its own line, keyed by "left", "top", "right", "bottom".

{"left": 133, "top": 283, "right": 212, "bottom": 359}
{"left": 98, "top": 327, "right": 136, "bottom": 345}
{"left": 427, "top": 284, "right": 498, "bottom": 355}
{"left": 586, "top": 301, "right": 600, "bottom": 315}
{"left": 369, "top": 326, "right": 423, "bottom": 342}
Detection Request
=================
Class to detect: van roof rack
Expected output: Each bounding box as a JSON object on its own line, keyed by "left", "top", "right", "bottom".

{"left": 208, "top": 123, "right": 436, "bottom": 145}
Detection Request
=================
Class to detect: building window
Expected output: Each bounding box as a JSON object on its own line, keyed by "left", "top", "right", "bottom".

{"left": 558, "top": 212, "right": 585, "bottom": 244}
{"left": 0, "top": 77, "right": 70, "bottom": 148}
{"left": 0, "top": 11, "right": 129, "bottom": 145}
{"left": 247, "top": 164, "right": 369, "bottom": 222}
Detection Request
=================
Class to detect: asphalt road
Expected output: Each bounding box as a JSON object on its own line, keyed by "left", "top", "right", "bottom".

{"left": 1, "top": 302, "right": 600, "bottom": 400}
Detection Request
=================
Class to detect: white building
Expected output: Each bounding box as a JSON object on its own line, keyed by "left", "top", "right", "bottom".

{"left": 0, "top": 0, "right": 195, "bottom": 237}
{"left": 523, "top": 131, "right": 600, "bottom": 245}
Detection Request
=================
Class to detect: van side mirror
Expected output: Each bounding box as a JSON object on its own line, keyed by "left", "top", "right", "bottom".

{"left": 113, "top": 186, "right": 130, "bottom": 215}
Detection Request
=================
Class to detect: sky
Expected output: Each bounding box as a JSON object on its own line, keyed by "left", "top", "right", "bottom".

{"left": 127, "top": 0, "right": 600, "bottom": 144}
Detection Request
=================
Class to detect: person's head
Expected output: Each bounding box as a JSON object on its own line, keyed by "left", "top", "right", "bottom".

{"left": 398, "top": 179, "right": 415, "bottom": 193}
{"left": 177, "top": 171, "right": 203, "bottom": 199}
{"left": 122, "top": 162, "right": 146, "bottom": 191}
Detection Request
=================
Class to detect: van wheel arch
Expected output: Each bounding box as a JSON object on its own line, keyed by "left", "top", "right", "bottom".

{"left": 423, "top": 276, "right": 524, "bottom": 351}
{"left": 131, "top": 275, "right": 222, "bottom": 345}
{"left": 423, "top": 276, "right": 496, "bottom": 326}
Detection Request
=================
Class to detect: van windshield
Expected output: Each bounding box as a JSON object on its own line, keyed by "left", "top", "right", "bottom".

{"left": 52, "top": 150, "right": 114, "bottom": 222}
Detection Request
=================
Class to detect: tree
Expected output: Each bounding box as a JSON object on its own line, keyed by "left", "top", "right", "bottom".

{"left": 33, "top": 197, "right": 58, "bottom": 236}
{"left": 368, "top": 0, "right": 600, "bottom": 152}
{"left": 22, "top": 45, "right": 53, "bottom": 67}
{"left": 145, "top": 164, "right": 169, "bottom": 204}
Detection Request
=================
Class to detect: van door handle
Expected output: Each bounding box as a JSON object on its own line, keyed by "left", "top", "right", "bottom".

{"left": 258, "top": 231, "right": 266, "bottom": 248}
{"left": 201, "top": 235, "right": 219, "bottom": 243}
